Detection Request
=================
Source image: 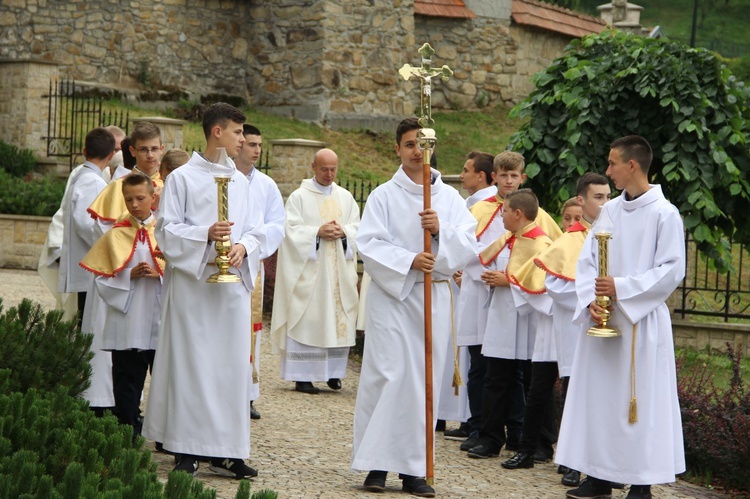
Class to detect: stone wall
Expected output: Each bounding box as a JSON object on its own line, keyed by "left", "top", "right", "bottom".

{"left": 0, "top": 0, "right": 577, "bottom": 131}
{"left": 0, "top": 214, "right": 50, "bottom": 269}
{"left": 415, "top": 16, "right": 518, "bottom": 109}
{"left": 509, "top": 25, "right": 572, "bottom": 101}
{"left": 247, "top": 0, "right": 415, "bottom": 130}
{"left": 0, "top": 59, "right": 58, "bottom": 159}
{"left": 0, "top": 0, "right": 253, "bottom": 95}
{"left": 673, "top": 320, "right": 750, "bottom": 359}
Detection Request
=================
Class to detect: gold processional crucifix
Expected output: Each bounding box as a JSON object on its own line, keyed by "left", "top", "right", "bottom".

{"left": 398, "top": 42, "right": 453, "bottom": 486}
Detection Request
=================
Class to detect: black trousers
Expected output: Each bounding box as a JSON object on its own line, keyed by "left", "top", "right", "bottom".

{"left": 112, "top": 349, "right": 155, "bottom": 430}
{"left": 466, "top": 345, "right": 486, "bottom": 435}
{"left": 519, "top": 361, "right": 560, "bottom": 454}
{"left": 77, "top": 291, "right": 86, "bottom": 330}
{"left": 479, "top": 357, "right": 531, "bottom": 448}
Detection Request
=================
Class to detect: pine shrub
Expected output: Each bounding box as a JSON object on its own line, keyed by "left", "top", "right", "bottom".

{"left": 0, "top": 140, "right": 36, "bottom": 177}
{"left": 0, "top": 299, "right": 92, "bottom": 397}
{"left": 678, "top": 343, "right": 750, "bottom": 491}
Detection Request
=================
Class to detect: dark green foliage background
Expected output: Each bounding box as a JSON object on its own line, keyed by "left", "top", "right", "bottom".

{"left": 508, "top": 31, "right": 750, "bottom": 272}
{"left": 0, "top": 140, "right": 36, "bottom": 177}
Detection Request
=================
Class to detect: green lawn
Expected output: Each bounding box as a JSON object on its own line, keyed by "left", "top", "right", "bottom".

{"left": 577, "top": 0, "right": 750, "bottom": 57}
{"left": 103, "top": 100, "right": 524, "bottom": 182}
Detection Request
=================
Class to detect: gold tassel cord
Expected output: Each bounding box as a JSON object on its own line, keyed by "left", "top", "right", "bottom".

{"left": 629, "top": 323, "right": 638, "bottom": 424}
{"left": 447, "top": 281, "right": 463, "bottom": 395}
{"left": 432, "top": 279, "right": 463, "bottom": 394}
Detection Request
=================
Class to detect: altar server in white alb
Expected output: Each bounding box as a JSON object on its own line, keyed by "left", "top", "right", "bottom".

{"left": 57, "top": 128, "right": 116, "bottom": 415}
{"left": 234, "top": 124, "right": 286, "bottom": 420}
{"left": 352, "top": 118, "right": 477, "bottom": 498}
{"left": 270, "top": 148, "right": 360, "bottom": 394}
{"left": 557, "top": 135, "right": 686, "bottom": 499}
{"left": 143, "top": 103, "right": 265, "bottom": 480}
{"left": 438, "top": 151, "right": 498, "bottom": 437}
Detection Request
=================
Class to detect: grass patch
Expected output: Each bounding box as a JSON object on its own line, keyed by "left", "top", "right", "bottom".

{"left": 676, "top": 346, "right": 750, "bottom": 390}
{"left": 101, "top": 100, "right": 523, "bottom": 183}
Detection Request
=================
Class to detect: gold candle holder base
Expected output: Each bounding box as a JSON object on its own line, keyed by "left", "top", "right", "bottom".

{"left": 206, "top": 270, "right": 242, "bottom": 284}
{"left": 587, "top": 325, "right": 621, "bottom": 337}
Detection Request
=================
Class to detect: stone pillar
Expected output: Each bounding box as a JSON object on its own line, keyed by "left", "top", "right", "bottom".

{"left": 0, "top": 59, "right": 59, "bottom": 160}
{"left": 268, "top": 138, "right": 329, "bottom": 199}
{"left": 130, "top": 117, "right": 187, "bottom": 150}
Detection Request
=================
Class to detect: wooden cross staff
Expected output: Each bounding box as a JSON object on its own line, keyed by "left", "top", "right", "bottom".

{"left": 398, "top": 43, "right": 453, "bottom": 485}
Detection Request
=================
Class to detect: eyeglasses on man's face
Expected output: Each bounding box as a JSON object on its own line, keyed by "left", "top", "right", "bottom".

{"left": 136, "top": 146, "right": 162, "bottom": 155}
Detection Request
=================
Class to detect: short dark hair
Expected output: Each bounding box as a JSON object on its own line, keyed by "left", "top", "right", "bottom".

{"left": 203, "top": 103, "right": 246, "bottom": 138}
{"left": 506, "top": 188, "right": 539, "bottom": 221}
{"left": 84, "top": 127, "right": 116, "bottom": 160}
{"left": 610, "top": 135, "right": 652, "bottom": 173}
{"left": 121, "top": 172, "right": 154, "bottom": 194}
{"left": 243, "top": 124, "right": 261, "bottom": 136}
{"left": 120, "top": 137, "right": 136, "bottom": 170}
{"left": 130, "top": 121, "right": 161, "bottom": 147}
{"left": 466, "top": 151, "right": 494, "bottom": 184}
{"left": 576, "top": 172, "right": 609, "bottom": 197}
{"left": 396, "top": 117, "right": 421, "bottom": 146}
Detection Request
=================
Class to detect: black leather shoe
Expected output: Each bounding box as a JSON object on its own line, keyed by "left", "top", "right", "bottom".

{"left": 566, "top": 476, "right": 612, "bottom": 498}
{"left": 558, "top": 465, "right": 568, "bottom": 474}
{"left": 327, "top": 378, "right": 342, "bottom": 390}
{"left": 562, "top": 469, "right": 581, "bottom": 487}
{"left": 501, "top": 451, "right": 535, "bottom": 469}
{"left": 401, "top": 475, "right": 435, "bottom": 498}
{"left": 295, "top": 381, "right": 320, "bottom": 394}
{"left": 626, "top": 485, "right": 651, "bottom": 499}
{"left": 250, "top": 402, "right": 261, "bottom": 420}
{"left": 459, "top": 436, "right": 480, "bottom": 451}
{"left": 435, "top": 419, "right": 446, "bottom": 432}
{"left": 363, "top": 470, "right": 387, "bottom": 492}
{"left": 466, "top": 441, "right": 500, "bottom": 459}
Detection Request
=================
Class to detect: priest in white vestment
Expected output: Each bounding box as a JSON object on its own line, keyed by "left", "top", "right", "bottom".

{"left": 270, "top": 148, "right": 360, "bottom": 394}
{"left": 351, "top": 118, "right": 477, "bottom": 496}
{"left": 556, "top": 136, "right": 685, "bottom": 498}
{"left": 236, "top": 124, "right": 286, "bottom": 418}
{"left": 143, "top": 104, "right": 264, "bottom": 479}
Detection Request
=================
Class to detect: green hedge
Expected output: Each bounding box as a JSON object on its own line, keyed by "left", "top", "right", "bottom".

{"left": 0, "top": 169, "right": 66, "bottom": 216}
{"left": 0, "top": 140, "right": 36, "bottom": 177}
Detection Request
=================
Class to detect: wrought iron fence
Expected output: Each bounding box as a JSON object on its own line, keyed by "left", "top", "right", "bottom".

{"left": 43, "top": 79, "right": 129, "bottom": 170}
{"left": 337, "top": 177, "right": 380, "bottom": 214}
{"left": 674, "top": 233, "right": 750, "bottom": 322}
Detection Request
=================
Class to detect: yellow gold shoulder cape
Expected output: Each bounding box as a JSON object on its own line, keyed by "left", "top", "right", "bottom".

{"left": 87, "top": 171, "right": 163, "bottom": 222}
{"left": 480, "top": 222, "right": 553, "bottom": 294}
{"left": 79, "top": 214, "right": 164, "bottom": 277}
{"left": 533, "top": 218, "right": 590, "bottom": 282}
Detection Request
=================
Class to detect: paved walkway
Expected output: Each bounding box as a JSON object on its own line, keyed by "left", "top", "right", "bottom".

{"left": 0, "top": 268, "right": 726, "bottom": 499}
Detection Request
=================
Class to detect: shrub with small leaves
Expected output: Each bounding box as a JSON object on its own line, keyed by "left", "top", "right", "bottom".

{"left": 0, "top": 169, "right": 66, "bottom": 216}
{"left": 509, "top": 30, "right": 750, "bottom": 273}
{"left": 677, "top": 343, "right": 750, "bottom": 491}
{"left": 0, "top": 140, "right": 36, "bottom": 177}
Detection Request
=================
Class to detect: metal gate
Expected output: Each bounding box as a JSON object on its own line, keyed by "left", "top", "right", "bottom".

{"left": 43, "top": 79, "right": 129, "bottom": 170}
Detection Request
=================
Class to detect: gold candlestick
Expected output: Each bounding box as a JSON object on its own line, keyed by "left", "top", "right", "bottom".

{"left": 207, "top": 148, "right": 241, "bottom": 284}
{"left": 587, "top": 231, "right": 620, "bottom": 337}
